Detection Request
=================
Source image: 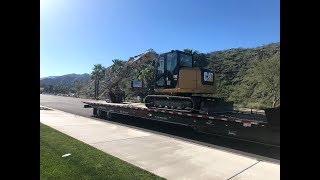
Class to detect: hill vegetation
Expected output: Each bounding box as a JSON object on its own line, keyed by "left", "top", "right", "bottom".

{"left": 207, "top": 42, "right": 280, "bottom": 108}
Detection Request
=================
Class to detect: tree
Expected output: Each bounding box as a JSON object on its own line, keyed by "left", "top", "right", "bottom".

{"left": 41, "top": 83, "right": 48, "bottom": 93}
{"left": 48, "top": 85, "right": 54, "bottom": 93}
{"left": 255, "top": 53, "right": 280, "bottom": 107}
{"left": 183, "top": 48, "right": 197, "bottom": 55}
{"left": 229, "top": 52, "right": 280, "bottom": 108}
{"left": 91, "top": 64, "right": 106, "bottom": 99}
{"left": 137, "top": 63, "right": 155, "bottom": 87}
{"left": 133, "top": 62, "right": 155, "bottom": 101}
{"left": 110, "top": 59, "right": 126, "bottom": 75}
{"left": 73, "top": 80, "right": 82, "bottom": 97}
{"left": 183, "top": 49, "right": 208, "bottom": 68}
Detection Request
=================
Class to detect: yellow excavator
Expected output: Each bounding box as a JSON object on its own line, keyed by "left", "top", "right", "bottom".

{"left": 104, "top": 49, "right": 233, "bottom": 114}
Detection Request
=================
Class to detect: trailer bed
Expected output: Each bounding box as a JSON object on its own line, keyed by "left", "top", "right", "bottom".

{"left": 83, "top": 100, "right": 279, "bottom": 147}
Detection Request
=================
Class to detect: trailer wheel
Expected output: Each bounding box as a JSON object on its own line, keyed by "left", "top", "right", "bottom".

{"left": 106, "top": 111, "right": 112, "bottom": 119}
{"left": 190, "top": 125, "right": 198, "bottom": 132}
{"left": 93, "top": 108, "right": 98, "bottom": 116}
{"left": 96, "top": 109, "right": 109, "bottom": 119}
{"left": 97, "top": 108, "right": 102, "bottom": 117}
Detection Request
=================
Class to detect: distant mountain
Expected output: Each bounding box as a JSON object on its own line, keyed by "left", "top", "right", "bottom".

{"left": 40, "top": 76, "right": 58, "bottom": 80}
{"left": 40, "top": 73, "right": 90, "bottom": 88}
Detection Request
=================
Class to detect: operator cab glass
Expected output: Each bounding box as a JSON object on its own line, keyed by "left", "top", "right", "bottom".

{"left": 166, "top": 52, "right": 178, "bottom": 74}
{"left": 156, "top": 56, "right": 165, "bottom": 87}
{"left": 179, "top": 53, "right": 193, "bottom": 67}
{"left": 157, "top": 56, "right": 165, "bottom": 74}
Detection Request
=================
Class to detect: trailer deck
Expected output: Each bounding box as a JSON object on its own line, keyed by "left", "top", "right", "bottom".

{"left": 83, "top": 100, "right": 280, "bottom": 147}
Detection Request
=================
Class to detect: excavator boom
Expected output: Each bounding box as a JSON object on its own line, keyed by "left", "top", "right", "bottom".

{"left": 99, "top": 49, "right": 158, "bottom": 102}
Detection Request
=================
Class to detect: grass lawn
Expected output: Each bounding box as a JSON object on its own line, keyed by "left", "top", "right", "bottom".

{"left": 40, "top": 123, "right": 165, "bottom": 180}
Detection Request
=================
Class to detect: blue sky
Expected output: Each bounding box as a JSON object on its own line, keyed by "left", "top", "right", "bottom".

{"left": 40, "top": 0, "right": 279, "bottom": 78}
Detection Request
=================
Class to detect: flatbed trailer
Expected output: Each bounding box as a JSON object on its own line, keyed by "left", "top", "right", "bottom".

{"left": 83, "top": 100, "right": 280, "bottom": 147}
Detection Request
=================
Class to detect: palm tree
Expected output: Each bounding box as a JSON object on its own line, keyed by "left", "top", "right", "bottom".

{"left": 183, "top": 49, "right": 208, "bottom": 68}
{"left": 91, "top": 64, "right": 106, "bottom": 99}
{"left": 183, "top": 48, "right": 199, "bottom": 55}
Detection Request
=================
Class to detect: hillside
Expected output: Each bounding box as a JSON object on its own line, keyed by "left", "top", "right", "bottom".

{"left": 207, "top": 42, "right": 280, "bottom": 108}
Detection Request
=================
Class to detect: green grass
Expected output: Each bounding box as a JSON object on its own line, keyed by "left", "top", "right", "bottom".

{"left": 40, "top": 123, "right": 165, "bottom": 180}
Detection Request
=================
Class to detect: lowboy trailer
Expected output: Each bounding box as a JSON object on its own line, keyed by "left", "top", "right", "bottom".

{"left": 83, "top": 100, "right": 280, "bottom": 147}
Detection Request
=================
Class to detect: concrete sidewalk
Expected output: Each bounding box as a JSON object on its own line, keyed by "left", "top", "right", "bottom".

{"left": 40, "top": 106, "right": 280, "bottom": 180}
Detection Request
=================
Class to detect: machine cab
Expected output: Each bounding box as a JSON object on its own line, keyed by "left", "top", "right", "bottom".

{"left": 155, "top": 50, "right": 194, "bottom": 89}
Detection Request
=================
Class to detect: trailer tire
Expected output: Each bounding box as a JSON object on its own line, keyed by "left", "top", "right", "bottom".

{"left": 93, "top": 108, "right": 98, "bottom": 116}
{"left": 97, "top": 108, "right": 102, "bottom": 117}
{"left": 106, "top": 111, "right": 112, "bottom": 119}
{"left": 190, "top": 125, "right": 198, "bottom": 132}
{"left": 96, "top": 109, "right": 109, "bottom": 119}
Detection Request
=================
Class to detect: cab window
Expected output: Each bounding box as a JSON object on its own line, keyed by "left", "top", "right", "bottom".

{"left": 180, "top": 53, "right": 193, "bottom": 67}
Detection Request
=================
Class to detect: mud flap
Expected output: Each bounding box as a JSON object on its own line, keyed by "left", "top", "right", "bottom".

{"left": 264, "top": 106, "right": 280, "bottom": 127}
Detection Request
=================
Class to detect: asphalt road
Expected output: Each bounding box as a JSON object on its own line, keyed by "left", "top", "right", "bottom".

{"left": 40, "top": 94, "right": 94, "bottom": 117}
{"left": 40, "top": 94, "right": 280, "bottom": 163}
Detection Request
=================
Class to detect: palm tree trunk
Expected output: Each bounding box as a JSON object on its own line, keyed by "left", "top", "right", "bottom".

{"left": 97, "top": 80, "right": 100, "bottom": 99}
{"left": 272, "top": 95, "right": 280, "bottom": 108}
{"left": 94, "top": 79, "right": 97, "bottom": 99}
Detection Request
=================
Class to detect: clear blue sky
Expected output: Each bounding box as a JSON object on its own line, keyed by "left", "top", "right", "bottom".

{"left": 40, "top": 0, "right": 279, "bottom": 78}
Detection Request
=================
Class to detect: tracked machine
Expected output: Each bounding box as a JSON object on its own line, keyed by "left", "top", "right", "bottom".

{"left": 104, "top": 49, "right": 233, "bottom": 115}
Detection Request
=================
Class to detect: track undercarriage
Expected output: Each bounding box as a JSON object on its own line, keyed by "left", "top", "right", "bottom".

{"left": 144, "top": 95, "right": 234, "bottom": 115}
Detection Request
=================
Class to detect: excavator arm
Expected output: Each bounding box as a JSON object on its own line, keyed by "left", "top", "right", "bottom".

{"left": 99, "top": 49, "right": 158, "bottom": 103}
